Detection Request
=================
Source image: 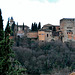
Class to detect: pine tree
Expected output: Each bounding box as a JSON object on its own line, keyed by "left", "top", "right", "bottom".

{"left": 23, "top": 22, "right": 24, "bottom": 30}
{"left": 38, "top": 22, "right": 41, "bottom": 30}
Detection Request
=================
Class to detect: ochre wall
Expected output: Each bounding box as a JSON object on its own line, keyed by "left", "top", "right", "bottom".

{"left": 69, "top": 72, "right": 75, "bottom": 75}
{"left": 38, "top": 31, "right": 45, "bottom": 41}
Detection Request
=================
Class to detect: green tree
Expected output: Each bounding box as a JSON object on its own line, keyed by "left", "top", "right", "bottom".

{"left": 23, "top": 22, "right": 24, "bottom": 30}
{"left": 38, "top": 22, "right": 41, "bottom": 30}
{"left": 34, "top": 22, "right": 37, "bottom": 31}
{"left": 0, "top": 9, "right": 4, "bottom": 41}
{"left": 0, "top": 10, "right": 26, "bottom": 75}
{"left": 17, "top": 22, "right": 18, "bottom": 31}
{"left": 11, "top": 21, "right": 15, "bottom": 36}
{"left": 35, "top": 23, "right": 37, "bottom": 31}
{"left": 31, "top": 23, "right": 34, "bottom": 31}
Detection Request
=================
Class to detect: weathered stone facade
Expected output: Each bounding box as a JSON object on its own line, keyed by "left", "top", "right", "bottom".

{"left": 60, "top": 18, "right": 75, "bottom": 42}
{"left": 27, "top": 24, "right": 60, "bottom": 42}
{"left": 27, "top": 32, "right": 38, "bottom": 39}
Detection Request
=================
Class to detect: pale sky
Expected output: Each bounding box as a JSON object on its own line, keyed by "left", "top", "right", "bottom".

{"left": 0, "top": 0, "right": 75, "bottom": 28}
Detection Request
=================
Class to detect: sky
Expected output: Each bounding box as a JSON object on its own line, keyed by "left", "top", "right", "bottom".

{"left": 0, "top": 0, "right": 75, "bottom": 28}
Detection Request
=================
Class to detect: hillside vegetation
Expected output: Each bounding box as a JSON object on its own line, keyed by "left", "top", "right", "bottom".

{"left": 13, "top": 37, "right": 75, "bottom": 75}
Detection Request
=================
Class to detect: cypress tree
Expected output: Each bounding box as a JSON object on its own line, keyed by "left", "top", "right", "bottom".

{"left": 5, "top": 19, "right": 11, "bottom": 39}
{"left": 17, "top": 22, "right": 18, "bottom": 31}
{"left": 35, "top": 23, "right": 37, "bottom": 31}
{"left": 16, "top": 36, "right": 20, "bottom": 47}
{"left": 0, "top": 9, "right": 4, "bottom": 41}
{"left": 0, "top": 17, "right": 12, "bottom": 75}
{"left": 34, "top": 22, "right": 37, "bottom": 31}
{"left": 38, "top": 22, "right": 41, "bottom": 30}
{"left": 11, "top": 21, "right": 15, "bottom": 36}
{"left": 34, "top": 22, "right": 36, "bottom": 31}
{"left": 31, "top": 23, "right": 34, "bottom": 31}
{"left": 0, "top": 9, "right": 3, "bottom": 30}
{"left": 3, "top": 19, "right": 13, "bottom": 75}
{"left": 0, "top": 10, "right": 26, "bottom": 75}
{"left": 23, "top": 22, "right": 24, "bottom": 30}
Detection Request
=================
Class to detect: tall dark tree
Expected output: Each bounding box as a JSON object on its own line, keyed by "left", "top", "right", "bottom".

{"left": 16, "top": 36, "right": 20, "bottom": 47}
{"left": 0, "top": 9, "right": 4, "bottom": 41}
{"left": 31, "top": 23, "right": 34, "bottom": 31}
{"left": 0, "top": 9, "right": 3, "bottom": 30}
{"left": 34, "top": 22, "right": 37, "bottom": 31}
{"left": 1, "top": 19, "right": 13, "bottom": 74}
{"left": 34, "top": 22, "right": 36, "bottom": 31}
{"left": 38, "top": 22, "right": 41, "bottom": 30}
{"left": 17, "top": 22, "right": 18, "bottom": 31}
{"left": 0, "top": 18, "right": 12, "bottom": 74}
{"left": 23, "top": 22, "right": 24, "bottom": 30}
{"left": 11, "top": 21, "right": 15, "bottom": 36}
{"left": 35, "top": 23, "right": 37, "bottom": 31}
{"left": 5, "top": 18, "right": 11, "bottom": 39}
{"left": 0, "top": 10, "right": 26, "bottom": 75}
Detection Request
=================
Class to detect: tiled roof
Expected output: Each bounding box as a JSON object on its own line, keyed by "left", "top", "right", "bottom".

{"left": 43, "top": 24, "right": 53, "bottom": 27}
{"left": 17, "top": 25, "right": 29, "bottom": 28}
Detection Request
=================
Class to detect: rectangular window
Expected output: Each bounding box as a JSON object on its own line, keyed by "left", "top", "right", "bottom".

{"left": 47, "top": 34, "right": 48, "bottom": 37}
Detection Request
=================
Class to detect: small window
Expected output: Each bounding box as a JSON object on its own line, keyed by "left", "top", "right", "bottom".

{"left": 47, "top": 34, "right": 48, "bottom": 37}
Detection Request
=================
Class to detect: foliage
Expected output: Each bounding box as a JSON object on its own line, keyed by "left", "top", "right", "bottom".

{"left": 38, "top": 22, "right": 41, "bottom": 30}
{"left": 0, "top": 9, "right": 4, "bottom": 41}
{"left": 31, "top": 22, "right": 41, "bottom": 31}
{"left": 13, "top": 36, "right": 75, "bottom": 74}
{"left": 11, "top": 21, "right": 15, "bottom": 36}
{"left": 17, "top": 22, "right": 18, "bottom": 31}
{"left": 23, "top": 22, "right": 24, "bottom": 30}
{"left": 0, "top": 9, "right": 26, "bottom": 75}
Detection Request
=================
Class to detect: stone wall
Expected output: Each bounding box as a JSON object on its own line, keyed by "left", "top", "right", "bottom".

{"left": 60, "top": 18, "right": 75, "bottom": 42}
{"left": 27, "top": 32, "right": 38, "bottom": 39}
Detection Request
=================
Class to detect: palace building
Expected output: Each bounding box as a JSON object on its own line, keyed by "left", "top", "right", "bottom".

{"left": 9, "top": 17, "right": 75, "bottom": 42}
